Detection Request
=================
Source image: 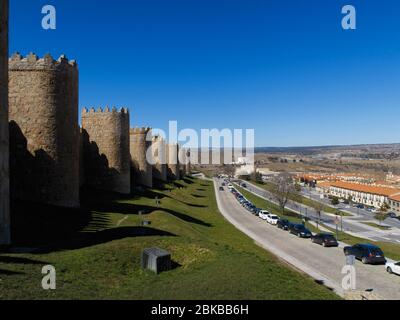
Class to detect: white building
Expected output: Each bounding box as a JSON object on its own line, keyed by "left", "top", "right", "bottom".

{"left": 388, "top": 194, "right": 400, "bottom": 216}
{"left": 328, "top": 181, "right": 400, "bottom": 209}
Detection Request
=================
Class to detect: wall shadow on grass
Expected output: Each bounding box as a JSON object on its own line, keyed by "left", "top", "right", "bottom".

{"left": 10, "top": 189, "right": 179, "bottom": 253}
{"left": 9, "top": 183, "right": 212, "bottom": 253}
{"left": 0, "top": 269, "right": 24, "bottom": 276}
{"left": 36, "top": 226, "right": 177, "bottom": 254}
{"left": 0, "top": 256, "right": 50, "bottom": 276}
{"left": 10, "top": 199, "right": 99, "bottom": 248}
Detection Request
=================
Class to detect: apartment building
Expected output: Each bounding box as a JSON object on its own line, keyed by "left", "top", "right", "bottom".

{"left": 328, "top": 181, "right": 400, "bottom": 209}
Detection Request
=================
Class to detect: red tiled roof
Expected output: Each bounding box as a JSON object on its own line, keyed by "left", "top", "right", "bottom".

{"left": 389, "top": 194, "right": 400, "bottom": 202}
{"left": 330, "top": 181, "right": 400, "bottom": 197}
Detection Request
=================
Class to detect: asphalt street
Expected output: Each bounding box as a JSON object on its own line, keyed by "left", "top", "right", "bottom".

{"left": 214, "top": 178, "right": 400, "bottom": 300}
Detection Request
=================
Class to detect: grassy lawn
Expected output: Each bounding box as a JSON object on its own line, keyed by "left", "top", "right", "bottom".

{"left": 0, "top": 177, "right": 339, "bottom": 300}
{"left": 251, "top": 181, "right": 351, "bottom": 217}
{"left": 363, "top": 222, "right": 391, "bottom": 231}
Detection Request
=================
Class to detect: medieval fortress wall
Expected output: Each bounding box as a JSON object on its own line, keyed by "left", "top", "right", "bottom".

{"left": 8, "top": 52, "right": 80, "bottom": 208}
{"left": 167, "top": 143, "right": 180, "bottom": 180}
{"left": 179, "top": 147, "right": 187, "bottom": 177}
{"left": 0, "top": 0, "right": 10, "bottom": 245}
{"left": 130, "top": 127, "right": 153, "bottom": 188}
{"left": 152, "top": 136, "right": 167, "bottom": 182}
{"left": 81, "top": 107, "right": 131, "bottom": 194}
{"left": 0, "top": 4, "right": 192, "bottom": 246}
{"left": 185, "top": 149, "right": 191, "bottom": 174}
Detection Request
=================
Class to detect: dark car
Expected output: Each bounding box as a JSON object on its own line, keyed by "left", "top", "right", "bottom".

{"left": 388, "top": 212, "right": 398, "bottom": 219}
{"left": 277, "top": 219, "right": 291, "bottom": 231}
{"left": 344, "top": 244, "right": 387, "bottom": 265}
{"left": 219, "top": 187, "right": 224, "bottom": 191}
{"left": 289, "top": 224, "right": 312, "bottom": 238}
{"left": 311, "top": 233, "right": 339, "bottom": 247}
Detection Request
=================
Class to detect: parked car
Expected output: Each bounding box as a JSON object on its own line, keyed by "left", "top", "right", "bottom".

{"left": 386, "top": 261, "right": 400, "bottom": 276}
{"left": 219, "top": 187, "right": 224, "bottom": 191}
{"left": 277, "top": 219, "right": 291, "bottom": 231}
{"left": 311, "top": 233, "right": 339, "bottom": 247}
{"left": 259, "top": 210, "right": 270, "bottom": 220}
{"left": 388, "top": 212, "right": 398, "bottom": 219}
{"left": 248, "top": 206, "right": 257, "bottom": 214}
{"left": 266, "top": 214, "right": 279, "bottom": 225}
{"left": 289, "top": 224, "right": 312, "bottom": 238}
{"left": 344, "top": 244, "right": 387, "bottom": 265}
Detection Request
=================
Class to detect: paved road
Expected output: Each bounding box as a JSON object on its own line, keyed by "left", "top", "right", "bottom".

{"left": 214, "top": 178, "right": 400, "bottom": 300}
{"left": 240, "top": 180, "right": 400, "bottom": 244}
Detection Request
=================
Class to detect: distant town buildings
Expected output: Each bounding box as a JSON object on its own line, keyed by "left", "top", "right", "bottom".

{"left": 299, "top": 172, "right": 400, "bottom": 215}
{"left": 327, "top": 181, "right": 400, "bottom": 209}
{"left": 388, "top": 195, "right": 400, "bottom": 215}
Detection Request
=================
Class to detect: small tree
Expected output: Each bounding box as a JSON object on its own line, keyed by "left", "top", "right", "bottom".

{"left": 272, "top": 173, "right": 295, "bottom": 215}
{"left": 331, "top": 196, "right": 340, "bottom": 206}
{"left": 376, "top": 203, "right": 390, "bottom": 226}
{"left": 251, "top": 169, "right": 263, "bottom": 184}
{"left": 347, "top": 195, "right": 353, "bottom": 205}
{"left": 222, "top": 164, "right": 236, "bottom": 177}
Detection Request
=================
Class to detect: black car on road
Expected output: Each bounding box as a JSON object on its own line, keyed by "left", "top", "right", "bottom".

{"left": 289, "top": 224, "right": 312, "bottom": 238}
{"left": 277, "top": 219, "right": 291, "bottom": 231}
{"left": 311, "top": 233, "right": 339, "bottom": 247}
{"left": 344, "top": 244, "right": 386, "bottom": 265}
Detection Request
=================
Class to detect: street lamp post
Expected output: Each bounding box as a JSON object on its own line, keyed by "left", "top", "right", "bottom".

{"left": 341, "top": 212, "right": 343, "bottom": 233}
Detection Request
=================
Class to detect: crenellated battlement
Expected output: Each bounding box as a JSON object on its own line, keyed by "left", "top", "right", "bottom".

{"left": 81, "top": 104, "right": 131, "bottom": 194}
{"left": 9, "top": 52, "right": 78, "bottom": 71}
{"left": 8, "top": 50, "right": 80, "bottom": 208}
{"left": 130, "top": 127, "right": 152, "bottom": 135}
{"left": 82, "top": 107, "right": 129, "bottom": 115}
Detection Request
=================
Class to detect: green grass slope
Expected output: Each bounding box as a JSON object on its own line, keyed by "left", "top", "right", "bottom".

{"left": 0, "top": 177, "right": 339, "bottom": 300}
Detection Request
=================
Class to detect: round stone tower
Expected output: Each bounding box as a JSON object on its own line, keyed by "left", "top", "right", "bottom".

{"left": 130, "top": 127, "right": 153, "bottom": 188}
{"left": 0, "top": 0, "right": 10, "bottom": 244}
{"left": 179, "top": 147, "right": 187, "bottom": 177}
{"left": 81, "top": 107, "right": 131, "bottom": 194}
{"left": 8, "top": 52, "right": 80, "bottom": 208}
{"left": 186, "top": 149, "right": 192, "bottom": 174}
{"left": 167, "top": 143, "right": 180, "bottom": 180}
{"left": 152, "top": 136, "right": 167, "bottom": 182}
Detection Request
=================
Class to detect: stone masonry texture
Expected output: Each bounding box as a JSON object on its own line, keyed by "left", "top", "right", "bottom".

{"left": 151, "top": 136, "right": 167, "bottom": 182}
{"left": 130, "top": 128, "right": 153, "bottom": 188}
{"left": 81, "top": 107, "right": 131, "bottom": 194}
{"left": 167, "top": 143, "right": 180, "bottom": 180}
{"left": 8, "top": 53, "right": 80, "bottom": 208}
{"left": 0, "top": 0, "right": 10, "bottom": 244}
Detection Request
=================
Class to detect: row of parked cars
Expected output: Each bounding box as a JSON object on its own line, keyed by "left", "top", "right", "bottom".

{"left": 226, "top": 183, "right": 400, "bottom": 275}
{"left": 229, "top": 185, "right": 334, "bottom": 243}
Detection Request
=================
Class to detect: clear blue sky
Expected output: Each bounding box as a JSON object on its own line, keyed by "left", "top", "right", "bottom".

{"left": 8, "top": 0, "right": 400, "bottom": 147}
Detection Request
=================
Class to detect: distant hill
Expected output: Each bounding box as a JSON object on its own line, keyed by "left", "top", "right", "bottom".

{"left": 255, "top": 143, "right": 400, "bottom": 155}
